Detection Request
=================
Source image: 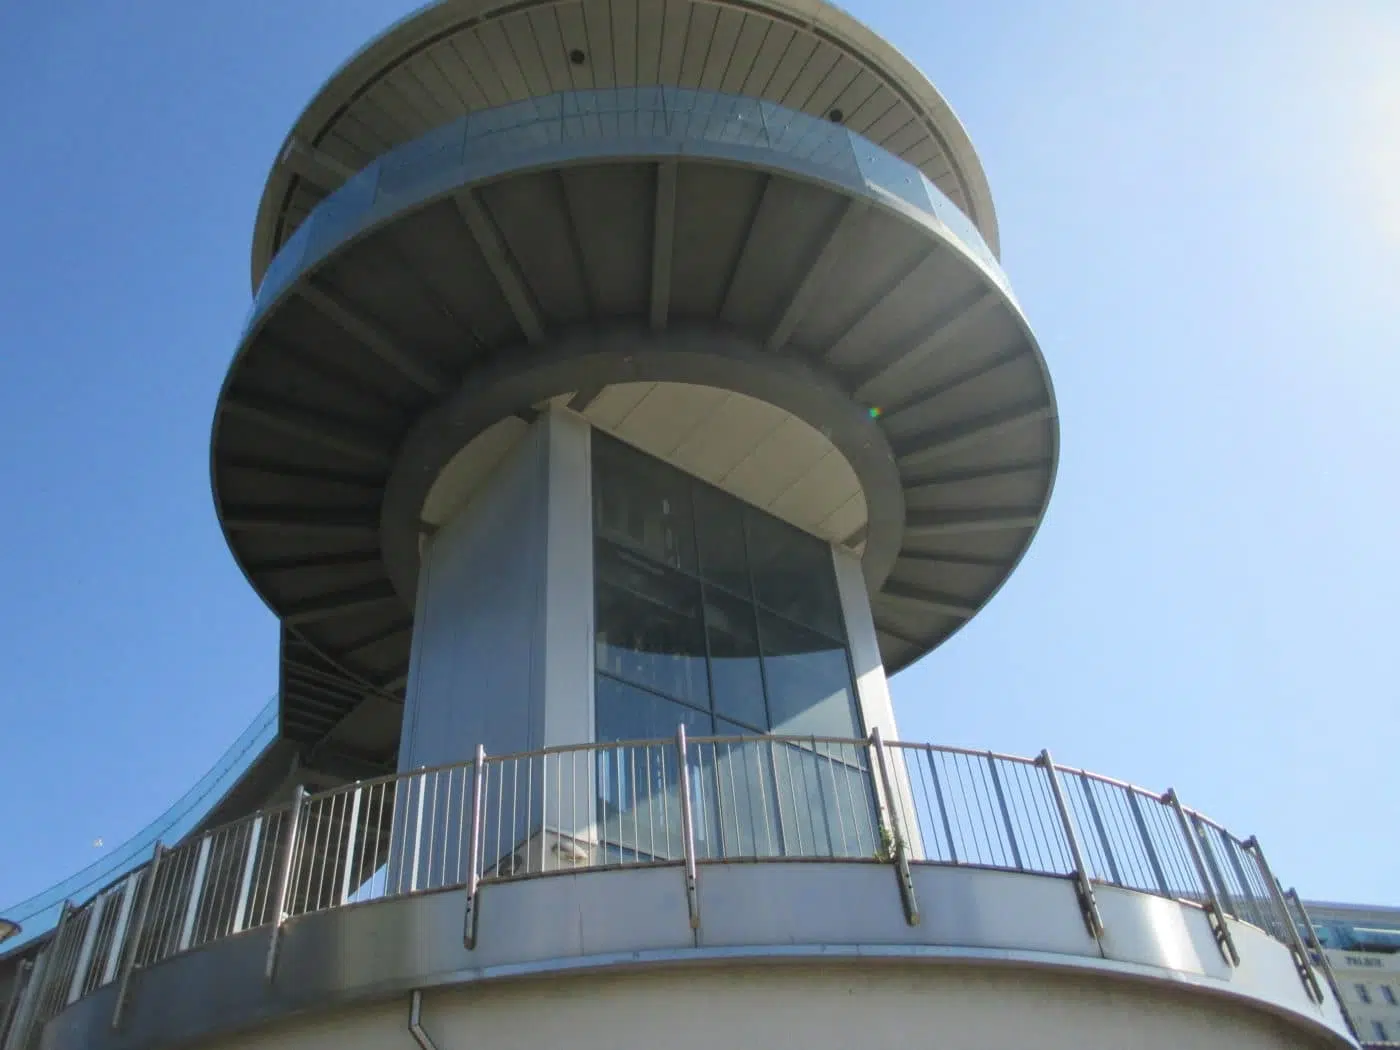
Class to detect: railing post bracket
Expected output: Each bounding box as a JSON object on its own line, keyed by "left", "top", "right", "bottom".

{"left": 676, "top": 725, "right": 701, "bottom": 930}
{"left": 1038, "top": 750, "right": 1104, "bottom": 942}
{"left": 1246, "top": 837, "right": 1324, "bottom": 1004}
{"left": 463, "top": 744, "right": 486, "bottom": 949}
{"left": 870, "top": 729, "right": 920, "bottom": 927}
{"left": 264, "top": 785, "right": 307, "bottom": 982}
{"left": 1163, "top": 789, "right": 1239, "bottom": 966}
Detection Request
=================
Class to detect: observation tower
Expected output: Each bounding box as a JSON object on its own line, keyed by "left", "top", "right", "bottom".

{"left": 0, "top": 2, "right": 1361, "bottom": 1049}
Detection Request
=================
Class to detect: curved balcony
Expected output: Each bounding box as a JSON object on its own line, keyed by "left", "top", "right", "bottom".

{"left": 0, "top": 698, "right": 279, "bottom": 956}
{"left": 7, "top": 734, "right": 1358, "bottom": 1050}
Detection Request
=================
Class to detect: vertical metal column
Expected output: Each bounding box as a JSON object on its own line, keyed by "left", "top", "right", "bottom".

{"left": 112, "top": 843, "right": 164, "bottom": 1030}
{"left": 1077, "top": 773, "right": 1121, "bottom": 886}
{"left": 1163, "top": 789, "right": 1238, "bottom": 965}
{"left": 1246, "top": 837, "right": 1323, "bottom": 1004}
{"left": 676, "top": 725, "right": 701, "bottom": 930}
{"left": 230, "top": 816, "right": 264, "bottom": 934}
{"left": 177, "top": 834, "right": 213, "bottom": 953}
{"left": 1038, "top": 750, "right": 1105, "bottom": 940}
{"left": 100, "top": 872, "right": 139, "bottom": 987}
{"left": 66, "top": 893, "right": 106, "bottom": 1005}
{"left": 339, "top": 789, "right": 363, "bottom": 906}
{"left": 264, "top": 785, "right": 307, "bottom": 981}
{"left": 1286, "top": 888, "right": 1359, "bottom": 1041}
{"left": 985, "top": 753, "right": 1023, "bottom": 870}
{"left": 1126, "top": 789, "right": 1170, "bottom": 895}
{"left": 870, "top": 729, "right": 919, "bottom": 926}
{"left": 462, "top": 746, "right": 486, "bottom": 949}
{"left": 1190, "top": 814, "right": 1239, "bottom": 920}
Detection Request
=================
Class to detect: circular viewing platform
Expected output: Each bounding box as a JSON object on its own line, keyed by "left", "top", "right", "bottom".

{"left": 12, "top": 734, "right": 1356, "bottom": 1050}
{"left": 249, "top": 0, "right": 1003, "bottom": 289}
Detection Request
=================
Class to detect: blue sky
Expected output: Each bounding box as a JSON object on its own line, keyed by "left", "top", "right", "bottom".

{"left": 0, "top": 0, "right": 1395, "bottom": 913}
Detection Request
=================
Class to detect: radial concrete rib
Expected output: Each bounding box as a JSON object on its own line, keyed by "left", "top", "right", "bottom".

{"left": 283, "top": 581, "right": 401, "bottom": 625}
{"left": 220, "top": 397, "right": 390, "bottom": 465}
{"left": 820, "top": 248, "right": 937, "bottom": 364}
{"left": 281, "top": 138, "right": 356, "bottom": 189}
{"left": 903, "top": 457, "right": 1054, "bottom": 491}
{"left": 245, "top": 550, "right": 383, "bottom": 574}
{"left": 853, "top": 288, "right": 997, "bottom": 402}
{"left": 222, "top": 456, "right": 385, "bottom": 490}
{"left": 881, "top": 579, "right": 978, "bottom": 618}
{"left": 904, "top": 506, "right": 1041, "bottom": 537}
{"left": 296, "top": 283, "right": 451, "bottom": 397}
{"left": 568, "top": 385, "right": 606, "bottom": 412}
{"left": 454, "top": 190, "right": 546, "bottom": 344}
{"left": 339, "top": 618, "right": 414, "bottom": 662}
{"left": 767, "top": 199, "right": 869, "bottom": 352}
{"left": 879, "top": 344, "right": 1028, "bottom": 423}
{"left": 220, "top": 505, "right": 380, "bottom": 534}
{"left": 872, "top": 615, "right": 923, "bottom": 649}
{"left": 377, "top": 665, "right": 411, "bottom": 693}
{"left": 650, "top": 161, "right": 677, "bottom": 330}
{"left": 718, "top": 174, "right": 777, "bottom": 320}
{"left": 896, "top": 550, "right": 1010, "bottom": 569}
{"left": 556, "top": 170, "right": 597, "bottom": 319}
{"left": 894, "top": 401, "right": 1053, "bottom": 469}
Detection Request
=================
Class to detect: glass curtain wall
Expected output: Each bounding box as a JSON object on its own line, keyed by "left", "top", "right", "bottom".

{"left": 591, "top": 432, "right": 876, "bottom": 862}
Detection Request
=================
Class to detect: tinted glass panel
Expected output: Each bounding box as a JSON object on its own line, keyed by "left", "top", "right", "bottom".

{"left": 703, "top": 726, "right": 782, "bottom": 858}
{"left": 593, "top": 434, "right": 695, "bottom": 570}
{"left": 694, "top": 484, "right": 750, "bottom": 596}
{"left": 704, "top": 587, "right": 767, "bottom": 731}
{"left": 746, "top": 511, "right": 844, "bottom": 638}
{"left": 595, "top": 675, "right": 714, "bottom": 858}
{"left": 595, "top": 542, "right": 707, "bottom": 709}
{"left": 758, "top": 611, "right": 860, "bottom": 738}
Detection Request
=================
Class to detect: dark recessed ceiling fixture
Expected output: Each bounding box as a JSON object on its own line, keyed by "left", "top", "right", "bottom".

{"left": 828, "top": 108, "right": 844, "bottom": 124}
{"left": 569, "top": 48, "right": 587, "bottom": 66}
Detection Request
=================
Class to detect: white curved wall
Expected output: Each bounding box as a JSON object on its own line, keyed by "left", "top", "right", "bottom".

{"left": 199, "top": 963, "right": 1337, "bottom": 1050}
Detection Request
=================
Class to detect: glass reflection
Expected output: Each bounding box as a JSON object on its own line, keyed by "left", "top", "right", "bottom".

{"left": 758, "top": 612, "right": 860, "bottom": 738}
{"left": 595, "top": 542, "right": 708, "bottom": 710}
{"left": 745, "top": 511, "right": 844, "bottom": 639}
{"left": 703, "top": 587, "right": 767, "bottom": 731}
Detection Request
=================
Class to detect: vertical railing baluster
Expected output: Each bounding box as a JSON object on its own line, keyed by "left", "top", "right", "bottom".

{"left": 1037, "top": 751, "right": 1104, "bottom": 940}
{"left": 676, "top": 725, "right": 701, "bottom": 929}
{"left": 340, "top": 788, "right": 363, "bottom": 906}
{"left": 99, "top": 872, "right": 139, "bottom": 987}
{"left": 1126, "top": 789, "right": 1170, "bottom": 895}
{"left": 985, "top": 753, "right": 1023, "bottom": 870}
{"left": 231, "top": 816, "right": 264, "bottom": 934}
{"left": 925, "top": 749, "right": 957, "bottom": 863}
{"left": 177, "top": 834, "right": 213, "bottom": 953}
{"left": 263, "top": 785, "right": 306, "bottom": 981}
{"left": 870, "top": 728, "right": 919, "bottom": 926}
{"left": 66, "top": 895, "right": 105, "bottom": 1006}
{"left": 112, "top": 843, "right": 163, "bottom": 1030}
{"left": 1077, "top": 773, "right": 1120, "bottom": 885}
{"left": 463, "top": 746, "right": 486, "bottom": 949}
{"left": 1163, "top": 790, "right": 1238, "bottom": 965}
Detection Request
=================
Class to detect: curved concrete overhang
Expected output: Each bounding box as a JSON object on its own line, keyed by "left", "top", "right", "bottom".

{"left": 381, "top": 326, "right": 906, "bottom": 605}
{"left": 42, "top": 863, "right": 1355, "bottom": 1050}
{"left": 212, "top": 90, "right": 1056, "bottom": 760}
{"left": 250, "top": 0, "right": 1000, "bottom": 291}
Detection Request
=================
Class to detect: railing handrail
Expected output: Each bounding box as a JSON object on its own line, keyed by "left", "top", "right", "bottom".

{"left": 10, "top": 730, "right": 1330, "bottom": 1039}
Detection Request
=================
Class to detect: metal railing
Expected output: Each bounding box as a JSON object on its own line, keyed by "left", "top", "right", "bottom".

{"left": 4, "top": 731, "right": 1332, "bottom": 1048}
